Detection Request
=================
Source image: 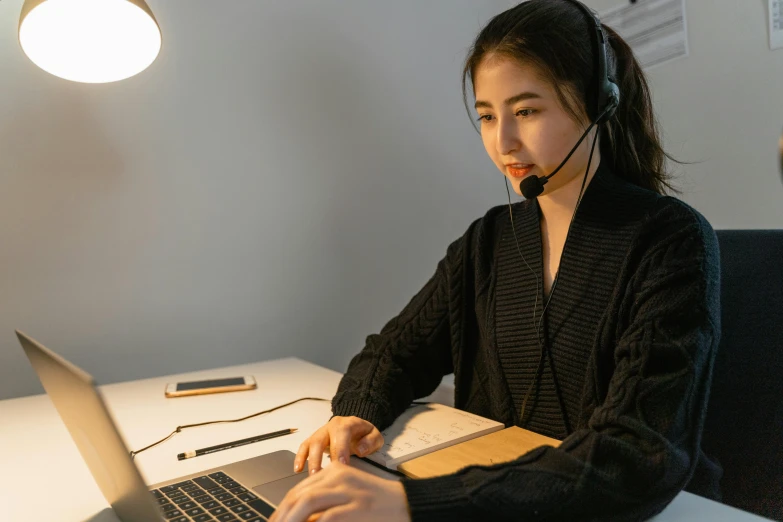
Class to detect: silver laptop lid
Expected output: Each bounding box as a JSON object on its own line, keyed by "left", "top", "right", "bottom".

{"left": 16, "top": 330, "right": 161, "bottom": 522}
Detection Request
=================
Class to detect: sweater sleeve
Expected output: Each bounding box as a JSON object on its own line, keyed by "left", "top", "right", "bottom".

{"left": 331, "top": 219, "right": 479, "bottom": 430}
{"left": 401, "top": 200, "right": 721, "bottom": 522}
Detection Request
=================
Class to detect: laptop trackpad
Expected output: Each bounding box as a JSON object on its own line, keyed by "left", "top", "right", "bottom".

{"left": 252, "top": 472, "right": 308, "bottom": 506}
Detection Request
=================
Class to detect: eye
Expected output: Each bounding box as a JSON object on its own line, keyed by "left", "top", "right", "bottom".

{"left": 476, "top": 109, "right": 536, "bottom": 123}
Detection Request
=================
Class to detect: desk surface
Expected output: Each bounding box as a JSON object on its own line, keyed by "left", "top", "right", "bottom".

{"left": 0, "top": 357, "right": 769, "bottom": 522}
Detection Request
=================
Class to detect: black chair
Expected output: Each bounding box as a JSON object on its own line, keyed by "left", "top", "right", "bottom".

{"left": 699, "top": 230, "right": 783, "bottom": 520}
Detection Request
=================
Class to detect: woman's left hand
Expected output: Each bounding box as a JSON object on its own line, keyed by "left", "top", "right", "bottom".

{"left": 268, "top": 461, "right": 411, "bottom": 522}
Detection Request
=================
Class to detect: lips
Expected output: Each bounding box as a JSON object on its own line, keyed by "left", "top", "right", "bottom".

{"left": 506, "top": 164, "right": 534, "bottom": 178}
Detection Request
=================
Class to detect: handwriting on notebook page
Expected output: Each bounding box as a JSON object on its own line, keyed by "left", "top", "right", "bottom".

{"left": 368, "top": 403, "right": 504, "bottom": 468}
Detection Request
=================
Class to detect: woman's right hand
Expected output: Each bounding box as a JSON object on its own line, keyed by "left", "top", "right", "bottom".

{"left": 293, "top": 416, "right": 385, "bottom": 474}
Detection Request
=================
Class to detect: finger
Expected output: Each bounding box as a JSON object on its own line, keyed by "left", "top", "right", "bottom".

{"left": 272, "top": 511, "right": 324, "bottom": 522}
{"left": 328, "top": 423, "right": 353, "bottom": 465}
{"left": 282, "top": 488, "right": 350, "bottom": 522}
{"left": 367, "top": 428, "right": 385, "bottom": 452}
{"left": 270, "top": 467, "right": 346, "bottom": 522}
{"left": 307, "top": 437, "right": 329, "bottom": 474}
{"left": 353, "top": 428, "right": 384, "bottom": 456}
{"left": 270, "top": 475, "right": 338, "bottom": 522}
{"left": 294, "top": 440, "right": 309, "bottom": 473}
{"left": 287, "top": 461, "right": 333, "bottom": 501}
{"left": 341, "top": 420, "right": 373, "bottom": 457}
{"left": 315, "top": 504, "right": 357, "bottom": 522}
{"left": 295, "top": 428, "right": 326, "bottom": 473}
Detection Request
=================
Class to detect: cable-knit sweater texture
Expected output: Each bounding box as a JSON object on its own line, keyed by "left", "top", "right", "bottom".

{"left": 332, "top": 162, "right": 722, "bottom": 521}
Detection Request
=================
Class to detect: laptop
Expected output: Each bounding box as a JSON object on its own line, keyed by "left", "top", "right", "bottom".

{"left": 16, "top": 330, "right": 310, "bottom": 522}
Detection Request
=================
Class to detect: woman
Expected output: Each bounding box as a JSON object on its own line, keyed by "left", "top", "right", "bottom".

{"left": 269, "top": 0, "right": 722, "bottom": 520}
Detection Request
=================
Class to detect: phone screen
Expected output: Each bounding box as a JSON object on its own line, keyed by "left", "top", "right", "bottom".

{"left": 176, "top": 377, "right": 246, "bottom": 391}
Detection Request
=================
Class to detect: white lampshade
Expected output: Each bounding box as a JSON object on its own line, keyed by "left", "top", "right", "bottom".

{"left": 19, "top": 0, "right": 162, "bottom": 83}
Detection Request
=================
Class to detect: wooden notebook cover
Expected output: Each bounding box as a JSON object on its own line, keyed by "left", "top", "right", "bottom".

{"left": 397, "top": 426, "right": 561, "bottom": 479}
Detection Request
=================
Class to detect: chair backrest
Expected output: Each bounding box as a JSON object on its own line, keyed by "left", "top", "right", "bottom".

{"left": 701, "top": 230, "right": 783, "bottom": 520}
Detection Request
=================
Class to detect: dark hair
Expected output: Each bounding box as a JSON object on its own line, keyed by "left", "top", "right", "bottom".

{"left": 461, "top": 0, "right": 679, "bottom": 195}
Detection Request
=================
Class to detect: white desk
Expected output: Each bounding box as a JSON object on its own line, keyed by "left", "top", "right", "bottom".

{"left": 0, "top": 357, "right": 770, "bottom": 522}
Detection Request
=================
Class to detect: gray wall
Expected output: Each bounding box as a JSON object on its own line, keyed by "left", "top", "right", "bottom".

{"left": 0, "top": 0, "right": 508, "bottom": 399}
{"left": 1, "top": 0, "right": 782, "bottom": 400}
{"left": 580, "top": 0, "right": 783, "bottom": 225}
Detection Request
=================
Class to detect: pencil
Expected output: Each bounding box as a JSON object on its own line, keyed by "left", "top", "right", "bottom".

{"left": 177, "top": 428, "right": 298, "bottom": 460}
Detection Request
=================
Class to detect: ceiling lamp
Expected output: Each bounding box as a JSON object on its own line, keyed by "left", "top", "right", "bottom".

{"left": 19, "top": 0, "right": 162, "bottom": 83}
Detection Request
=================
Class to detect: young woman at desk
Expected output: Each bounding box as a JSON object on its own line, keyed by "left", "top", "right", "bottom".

{"left": 269, "top": 1, "right": 721, "bottom": 521}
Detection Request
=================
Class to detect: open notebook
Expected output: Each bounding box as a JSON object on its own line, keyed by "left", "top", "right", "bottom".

{"left": 365, "top": 403, "right": 505, "bottom": 471}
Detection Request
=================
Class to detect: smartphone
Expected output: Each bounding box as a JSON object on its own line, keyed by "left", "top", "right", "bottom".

{"left": 164, "top": 376, "right": 256, "bottom": 398}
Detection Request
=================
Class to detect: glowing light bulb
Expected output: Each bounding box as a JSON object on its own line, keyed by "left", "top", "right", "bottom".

{"left": 19, "top": 0, "right": 162, "bottom": 83}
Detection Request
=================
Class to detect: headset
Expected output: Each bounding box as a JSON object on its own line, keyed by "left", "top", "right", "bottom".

{"left": 518, "top": 0, "right": 620, "bottom": 200}
{"left": 505, "top": 0, "right": 621, "bottom": 430}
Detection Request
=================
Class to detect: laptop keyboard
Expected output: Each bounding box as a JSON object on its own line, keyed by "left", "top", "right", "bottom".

{"left": 151, "top": 471, "right": 276, "bottom": 521}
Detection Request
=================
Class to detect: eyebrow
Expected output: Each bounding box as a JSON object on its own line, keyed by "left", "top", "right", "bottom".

{"left": 474, "top": 91, "right": 542, "bottom": 110}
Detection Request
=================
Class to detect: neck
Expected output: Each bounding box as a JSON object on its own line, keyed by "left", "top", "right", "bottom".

{"left": 537, "top": 157, "right": 601, "bottom": 232}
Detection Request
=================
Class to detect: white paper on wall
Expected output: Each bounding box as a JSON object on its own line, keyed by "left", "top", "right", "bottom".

{"left": 771, "top": 0, "right": 783, "bottom": 50}
{"left": 599, "top": 0, "right": 689, "bottom": 70}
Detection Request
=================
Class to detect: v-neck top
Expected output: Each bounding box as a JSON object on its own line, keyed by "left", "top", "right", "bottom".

{"left": 332, "top": 161, "right": 723, "bottom": 521}
{"left": 494, "top": 164, "right": 651, "bottom": 439}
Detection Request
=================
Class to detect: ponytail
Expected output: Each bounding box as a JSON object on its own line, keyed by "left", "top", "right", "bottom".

{"left": 601, "top": 25, "right": 679, "bottom": 195}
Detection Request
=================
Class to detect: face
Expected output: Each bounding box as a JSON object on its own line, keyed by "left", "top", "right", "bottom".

{"left": 473, "top": 55, "right": 599, "bottom": 198}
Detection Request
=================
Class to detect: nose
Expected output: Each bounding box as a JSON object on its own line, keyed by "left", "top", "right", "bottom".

{"left": 496, "top": 115, "right": 521, "bottom": 156}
